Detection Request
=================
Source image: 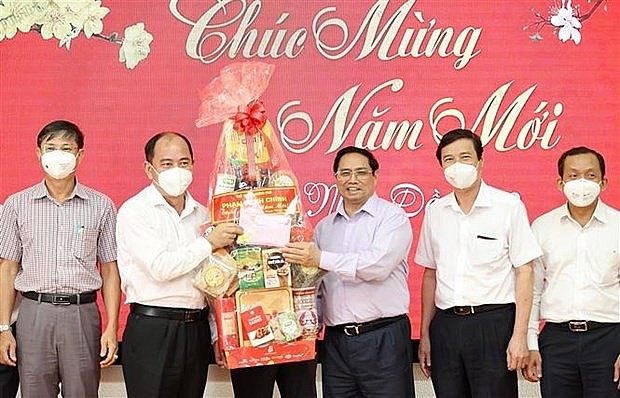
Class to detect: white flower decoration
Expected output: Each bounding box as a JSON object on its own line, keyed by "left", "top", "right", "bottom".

{"left": 38, "top": 1, "right": 74, "bottom": 41}
{"left": 0, "top": 3, "right": 15, "bottom": 41}
{"left": 0, "top": 0, "right": 152, "bottom": 68}
{"left": 77, "top": 0, "right": 109, "bottom": 38}
{"left": 0, "top": 0, "right": 42, "bottom": 40}
{"left": 550, "top": 0, "right": 582, "bottom": 44}
{"left": 0, "top": 1, "right": 12, "bottom": 19}
{"left": 119, "top": 22, "right": 153, "bottom": 69}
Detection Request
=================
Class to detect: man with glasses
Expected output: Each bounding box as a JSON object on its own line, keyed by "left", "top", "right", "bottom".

{"left": 283, "top": 146, "right": 415, "bottom": 397}
{"left": 523, "top": 147, "right": 620, "bottom": 397}
{"left": 116, "top": 132, "right": 242, "bottom": 398}
{"left": 0, "top": 120, "right": 120, "bottom": 398}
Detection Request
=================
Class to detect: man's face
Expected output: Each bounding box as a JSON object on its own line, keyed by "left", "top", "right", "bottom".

{"left": 145, "top": 135, "right": 194, "bottom": 181}
{"left": 557, "top": 153, "right": 607, "bottom": 192}
{"left": 439, "top": 138, "right": 480, "bottom": 169}
{"left": 36, "top": 134, "right": 84, "bottom": 169}
{"left": 334, "top": 152, "right": 377, "bottom": 209}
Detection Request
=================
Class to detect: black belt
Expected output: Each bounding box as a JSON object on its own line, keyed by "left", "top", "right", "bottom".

{"left": 328, "top": 314, "right": 408, "bottom": 336}
{"left": 130, "top": 303, "right": 208, "bottom": 323}
{"left": 22, "top": 291, "right": 97, "bottom": 305}
{"left": 441, "top": 303, "right": 513, "bottom": 316}
{"left": 547, "top": 320, "right": 619, "bottom": 333}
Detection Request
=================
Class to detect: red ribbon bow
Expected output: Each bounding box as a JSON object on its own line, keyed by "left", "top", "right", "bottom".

{"left": 232, "top": 100, "right": 267, "bottom": 136}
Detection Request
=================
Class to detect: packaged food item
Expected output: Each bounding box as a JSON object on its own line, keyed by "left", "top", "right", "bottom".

{"left": 239, "top": 305, "right": 274, "bottom": 347}
{"left": 269, "top": 316, "right": 286, "bottom": 342}
{"left": 193, "top": 249, "right": 238, "bottom": 298}
{"left": 290, "top": 263, "right": 326, "bottom": 289}
{"left": 262, "top": 249, "right": 291, "bottom": 288}
{"left": 276, "top": 312, "right": 303, "bottom": 341}
{"left": 292, "top": 287, "right": 320, "bottom": 339}
{"left": 232, "top": 246, "right": 264, "bottom": 290}
{"left": 214, "top": 297, "right": 239, "bottom": 349}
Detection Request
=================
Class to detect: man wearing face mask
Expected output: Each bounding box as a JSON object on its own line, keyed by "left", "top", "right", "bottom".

{"left": 523, "top": 147, "right": 620, "bottom": 397}
{"left": 116, "top": 132, "right": 243, "bottom": 398}
{"left": 282, "top": 146, "right": 414, "bottom": 398}
{"left": 415, "top": 129, "right": 542, "bottom": 398}
{"left": 0, "top": 120, "right": 120, "bottom": 398}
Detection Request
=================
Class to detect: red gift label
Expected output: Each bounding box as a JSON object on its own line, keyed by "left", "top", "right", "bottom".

{"left": 211, "top": 187, "right": 298, "bottom": 223}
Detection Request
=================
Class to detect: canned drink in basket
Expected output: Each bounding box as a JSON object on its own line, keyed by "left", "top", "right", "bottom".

{"left": 292, "top": 287, "right": 319, "bottom": 339}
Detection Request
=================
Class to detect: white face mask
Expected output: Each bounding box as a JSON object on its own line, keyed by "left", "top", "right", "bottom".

{"left": 41, "top": 150, "right": 76, "bottom": 179}
{"left": 444, "top": 162, "right": 478, "bottom": 189}
{"left": 152, "top": 166, "right": 193, "bottom": 197}
{"left": 563, "top": 178, "right": 601, "bottom": 207}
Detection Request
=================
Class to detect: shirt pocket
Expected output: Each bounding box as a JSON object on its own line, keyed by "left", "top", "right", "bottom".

{"left": 469, "top": 233, "right": 505, "bottom": 266}
{"left": 587, "top": 247, "right": 620, "bottom": 285}
{"left": 72, "top": 227, "right": 99, "bottom": 262}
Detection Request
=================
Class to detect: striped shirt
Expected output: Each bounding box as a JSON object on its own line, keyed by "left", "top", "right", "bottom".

{"left": 0, "top": 204, "right": 20, "bottom": 324}
{"left": 0, "top": 181, "right": 117, "bottom": 294}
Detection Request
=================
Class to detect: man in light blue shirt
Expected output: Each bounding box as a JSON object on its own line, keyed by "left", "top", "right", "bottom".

{"left": 283, "top": 146, "right": 415, "bottom": 398}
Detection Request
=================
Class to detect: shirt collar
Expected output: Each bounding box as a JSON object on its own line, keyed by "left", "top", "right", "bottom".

{"left": 443, "top": 180, "right": 492, "bottom": 211}
{"left": 146, "top": 183, "right": 199, "bottom": 217}
{"left": 560, "top": 199, "right": 609, "bottom": 225}
{"left": 31, "top": 179, "right": 89, "bottom": 201}
{"left": 335, "top": 193, "right": 380, "bottom": 220}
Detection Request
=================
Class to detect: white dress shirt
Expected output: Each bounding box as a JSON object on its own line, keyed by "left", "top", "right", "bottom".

{"left": 116, "top": 185, "right": 213, "bottom": 309}
{"left": 527, "top": 201, "right": 620, "bottom": 350}
{"left": 415, "top": 181, "right": 542, "bottom": 309}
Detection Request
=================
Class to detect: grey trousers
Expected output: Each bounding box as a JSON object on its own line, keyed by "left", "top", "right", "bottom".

{"left": 16, "top": 298, "right": 101, "bottom": 398}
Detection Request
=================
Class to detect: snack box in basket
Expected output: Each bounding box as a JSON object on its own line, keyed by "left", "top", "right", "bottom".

{"left": 212, "top": 287, "right": 316, "bottom": 369}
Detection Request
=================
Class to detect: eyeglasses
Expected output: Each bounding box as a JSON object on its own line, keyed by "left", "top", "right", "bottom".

{"left": 42, "top": 145, "right": 78, "bottom": 153}
{"left": 334, "top": 168, "right": 374, "bottom": 181}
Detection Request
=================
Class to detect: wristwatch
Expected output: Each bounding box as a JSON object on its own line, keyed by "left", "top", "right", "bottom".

{"left": 0, "top": 324, "right": 10, "bottom": 333}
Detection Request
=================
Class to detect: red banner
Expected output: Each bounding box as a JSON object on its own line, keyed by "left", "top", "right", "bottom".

{"left": 1, "top": 0, "right": 618, "bottom": 337}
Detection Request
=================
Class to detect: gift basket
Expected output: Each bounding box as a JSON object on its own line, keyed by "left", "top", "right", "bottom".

{"left": 194, "top": 62, "right": 325, "bottom": 368}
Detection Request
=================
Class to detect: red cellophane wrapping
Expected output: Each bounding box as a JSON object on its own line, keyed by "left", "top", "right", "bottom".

{"left": 196, "top": 62, "right": 322, "bottom": 368}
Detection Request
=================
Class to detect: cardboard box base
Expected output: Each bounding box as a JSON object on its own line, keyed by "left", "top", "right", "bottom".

{"left": 224, "top": 339, "right": 315, "bottom": 369}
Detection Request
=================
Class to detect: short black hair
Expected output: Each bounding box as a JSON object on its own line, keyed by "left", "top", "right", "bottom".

{"left": 557, "top": 146, "right": 606, "bottom": 178}
{"left": 332, "top": 146, "right": 379, "bottom": 174}
{"left": 144, "top": 132, "right": 194, "bottom": 163}
{"left": 435, "top": 129, "right": 483, "bottom": 164}
{"left": 37, "top": 120, "right": 84, "bottom": 149}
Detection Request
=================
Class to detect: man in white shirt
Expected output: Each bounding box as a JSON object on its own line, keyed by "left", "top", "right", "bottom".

{"left": 415, "top": 129, "right": 542, "bottom": 398}
{"left": 116, "top": 132, "right": 243, "bottom": 398}
{"left": 523, "top": 146, "right": 620, "bottom": 397}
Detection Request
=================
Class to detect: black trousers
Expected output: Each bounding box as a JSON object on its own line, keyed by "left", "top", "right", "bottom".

{"left": 321, "top": 316, "right": 415, "bottom": 398}
{"left": 430, "top": 305, "right": 517, "bottom": 398}
{"left": 230, "top": 360, "right": 317, "bottom": 398}
{"left": 540, "top": 322, "right": 620, "bottom": 398}
{"left": 121, "top": 311, "right": 212, "bottom": 398}
{"left": 0, "top": 323, "right": 18, "bottom": 398}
